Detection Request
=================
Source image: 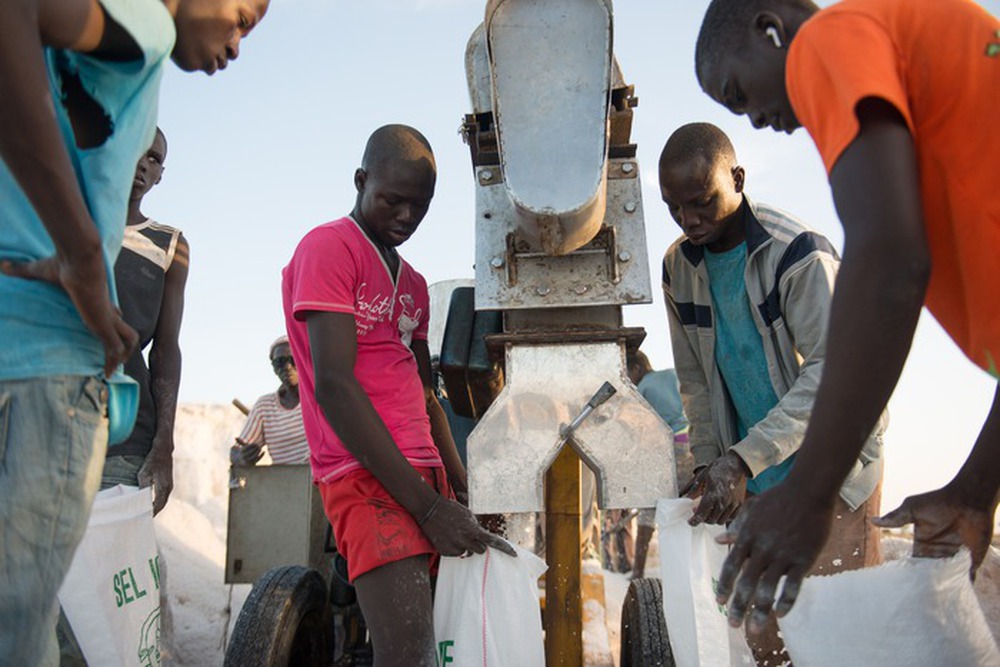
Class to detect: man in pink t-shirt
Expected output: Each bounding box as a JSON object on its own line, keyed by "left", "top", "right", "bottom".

{"left": 282, "top": 124, "right": 513, "bottom": 665}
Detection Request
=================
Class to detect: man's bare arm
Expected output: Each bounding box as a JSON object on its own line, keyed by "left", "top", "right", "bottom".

{"left": 139, "top": 236, "right": 189, "bottom": 515}
{"left": 716, "top": 98, "right": 930, "bottom": 629}
{"left": 0, "top": 0, "right": 135, "bottom": 376}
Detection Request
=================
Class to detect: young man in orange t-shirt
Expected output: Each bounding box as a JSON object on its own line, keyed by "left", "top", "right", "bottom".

{"left": 693, "top": 0, "right": 1000, "bottom": 632}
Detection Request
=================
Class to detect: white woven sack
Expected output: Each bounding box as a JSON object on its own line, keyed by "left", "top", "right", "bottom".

{"left": 657, "top": 497, "right": 755, "bottom": 667}
{"left": 778, "top": 548, "right": 1000, "bottom": 666}
{"left": 58, "top": 485, "right": 161, "bottom": 667}
{"left": 433, "top": 541, "right": 547, "bottom": 666}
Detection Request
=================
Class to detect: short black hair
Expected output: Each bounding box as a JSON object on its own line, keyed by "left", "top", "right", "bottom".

{"left": 659, "top": 122, "right": 737, "bottom": 174}
{"left": 695, "top": 0, "right": 818, "bottom": 88}
{"left": 361, "top": 124, "right": 435, "bottom": 176}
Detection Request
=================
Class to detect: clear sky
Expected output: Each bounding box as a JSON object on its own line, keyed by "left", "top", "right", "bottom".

{"left": 148, "top": 0, "right": 999, "bottom": 513}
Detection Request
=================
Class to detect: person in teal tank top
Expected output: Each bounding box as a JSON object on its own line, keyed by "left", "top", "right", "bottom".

{"left": 659, "top": 122, "right": 886, "bottom": 667}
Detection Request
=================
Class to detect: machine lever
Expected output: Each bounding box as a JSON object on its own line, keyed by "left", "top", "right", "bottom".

{"left": 559, "top": 381, "right": 617, "bottom": 442}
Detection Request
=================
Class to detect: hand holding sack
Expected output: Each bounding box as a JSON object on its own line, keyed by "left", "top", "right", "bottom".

{"left": 433, "top": 541, "right": 546, "bottom": 666}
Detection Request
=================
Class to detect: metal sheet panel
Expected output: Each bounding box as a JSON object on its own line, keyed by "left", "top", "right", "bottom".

{"left": 224, "top": 465, "right": 328, "bottom": 584}
{"left": 467, "top": 342, "right": 677, "bottom": 513}
{"left": 486, "top": 0, "right": 613, "bottom": 255}
{"left": 474, "top": 160, "right": 653, "bottom": 310}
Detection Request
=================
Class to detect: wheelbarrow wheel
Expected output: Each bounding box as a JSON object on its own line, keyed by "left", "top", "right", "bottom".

{"left": 225, "top": 565, "right": 332, "bottom": 667}
{"left": 620, "top": 577, "right": 675, "bottom": 667}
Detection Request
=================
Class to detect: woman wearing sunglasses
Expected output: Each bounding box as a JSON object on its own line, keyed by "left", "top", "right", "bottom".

{"left": 230, "top": 336, "right": 309, "bottom": 467}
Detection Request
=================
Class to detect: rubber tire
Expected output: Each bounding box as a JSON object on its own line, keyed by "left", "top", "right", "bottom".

{"left": 620, "top": 578, "right": 675, "bottom": 667}
{"left": 225, "top": 565, "right": 332, "bottom": 667}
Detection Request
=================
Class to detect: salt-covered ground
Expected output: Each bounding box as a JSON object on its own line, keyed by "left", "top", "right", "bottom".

{"left": 158, "top": 404, "right": 1000, "bottom": 666}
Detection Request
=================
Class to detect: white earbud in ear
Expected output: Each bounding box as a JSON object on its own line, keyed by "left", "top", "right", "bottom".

{"left": 765, "top": 26, "right": 783, "bottom": 48}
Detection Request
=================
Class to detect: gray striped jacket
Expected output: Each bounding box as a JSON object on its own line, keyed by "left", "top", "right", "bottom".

{"left": 662, "top": 197, "right": 886, "bottom": 509}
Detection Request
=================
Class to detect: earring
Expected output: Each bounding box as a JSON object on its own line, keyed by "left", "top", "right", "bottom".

{"left": 765, "top": 26, "right": 783, "bottom": 48}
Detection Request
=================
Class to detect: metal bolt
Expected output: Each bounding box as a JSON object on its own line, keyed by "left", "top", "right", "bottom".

{"left": 480, "top": 169, "right": 494, "bottom": 183}
{"left": 536, "top": 285, "right": 551, "bottom": 296}
{"left": 490, "top": 256, "right": 504, "bottom": 269}
{"left": 624, "top": 201, "right": 637, "bottom": 213}
{"left": 618, "top": 251, "right": 632, "bottom": 263}
{"left": 574, "top": 285, "right": 589, "bottom": 295}
{"left": 621, "top": 162, "right": 634, "bottom": 173}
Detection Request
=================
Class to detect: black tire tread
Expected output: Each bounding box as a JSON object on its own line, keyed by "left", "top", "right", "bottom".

{"left": 620, "top": 577, "right": 675, "bottom": 667}
{"left": 225, "top": 565, "right": 331, "bottom": 667}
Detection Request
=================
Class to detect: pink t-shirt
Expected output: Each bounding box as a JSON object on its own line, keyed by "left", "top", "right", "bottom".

{"left": 281, "top": 216, "right": 442, "bottom": 483}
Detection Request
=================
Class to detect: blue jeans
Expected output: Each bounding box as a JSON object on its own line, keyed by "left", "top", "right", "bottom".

{"left": 0, "top": 376, "right": 108, "bottom": 666}
{"left": 101, "top": 453, "right": 145, "bottom": 488}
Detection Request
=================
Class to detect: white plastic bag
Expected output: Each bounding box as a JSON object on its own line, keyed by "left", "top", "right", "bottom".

{"left": 657, "top": 498, "right": 754, "bottom": 667}
{"left": 58, "top": 485, "right": 161, "bottom": 667}
{"left": 433, "top": 541, "right": 547, "bottom": 666}
{"left": 778, "top": 548, "right": 1000, "bottom": 666}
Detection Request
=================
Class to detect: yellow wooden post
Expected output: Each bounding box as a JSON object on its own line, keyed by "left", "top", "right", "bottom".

{"left": 544, "top": 445, "right": 583, "bottom": 665}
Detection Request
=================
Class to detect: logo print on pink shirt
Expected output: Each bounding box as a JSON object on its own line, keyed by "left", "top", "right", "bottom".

{"left": 355, "top": 282, "right": 393, "bottom": 336}
{"left": 397, "top": 293, "right": 422, "bottom": 346}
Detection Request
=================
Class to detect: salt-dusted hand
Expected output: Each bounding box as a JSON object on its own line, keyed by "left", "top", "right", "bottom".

{"left": 715, "top": 483, "right": 835, "bottom": 633}
{"left": 419, "top": 495, "right": 517, "bottom": 558}
{"left": 138, "top": 439, "right": 174, "bottom": 516}
{"left": 230, "top": 441, "right": 264, "bottom": 467}
{"left": 683, "top": 453, "right": 748, "bottom": 526}
{"left": 2, "top": 252, "right": 137, "bottom": 377}
{"left": 873, "top": 483, "right": 997, "bottom": 578}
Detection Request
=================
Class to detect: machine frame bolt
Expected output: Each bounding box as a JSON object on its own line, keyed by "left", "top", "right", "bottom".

{"left": 621, "top": 162, "right": 634, "bottom": 173}
{"left": 624, "top": 201, "right": 637, "bottom": 213}
{"left": 490, "top": 257, "right": 505, "bottom": 269}
{"left": 618, "top": 251, "right": 632, "bottom": 262}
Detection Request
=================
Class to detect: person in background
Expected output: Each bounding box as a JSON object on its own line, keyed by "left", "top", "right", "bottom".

{"left": 230, "top": 336, "right": 309, "bottom": 467}
{"left": 627, "top": 349, "right": 689, "bottom": 579}
{"left": 659, "top": 122, "right": 885, "bottom": 665}
{"left": 694, "top": 0, "right": 1000, "bottom": 631}
{"left": 0, "top": 1, "right": 269, "bottom": 662}
{"left": 105, "top": 127, "right": 188, "bottom": 513}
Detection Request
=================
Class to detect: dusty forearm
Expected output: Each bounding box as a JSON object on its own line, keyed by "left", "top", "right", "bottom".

{"left": 148, "top": 343, "right": 181, "bottom": 454}
{"left": 0, "top": 1, "right": 100, "bottom": 259}
{"left": 316, "top": 375, "right": 438, "bottom": 516}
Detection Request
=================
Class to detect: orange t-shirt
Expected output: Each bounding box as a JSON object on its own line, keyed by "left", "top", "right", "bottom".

{"left": 787, "top": 0, "right": 1000, "bottom": 376}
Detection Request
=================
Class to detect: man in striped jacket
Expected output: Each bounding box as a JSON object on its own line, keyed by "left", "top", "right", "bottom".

{"left": 658, "top": 122, "right": 886, "bottom": 665}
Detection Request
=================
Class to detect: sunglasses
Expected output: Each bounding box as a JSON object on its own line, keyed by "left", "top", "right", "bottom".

{"left": 271, "top": 355, "right": 295, "bottom": 370}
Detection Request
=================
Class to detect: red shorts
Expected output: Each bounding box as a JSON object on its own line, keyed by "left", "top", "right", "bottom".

{"left": 319, "top": 465, "right": 451, "bottom": 583}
